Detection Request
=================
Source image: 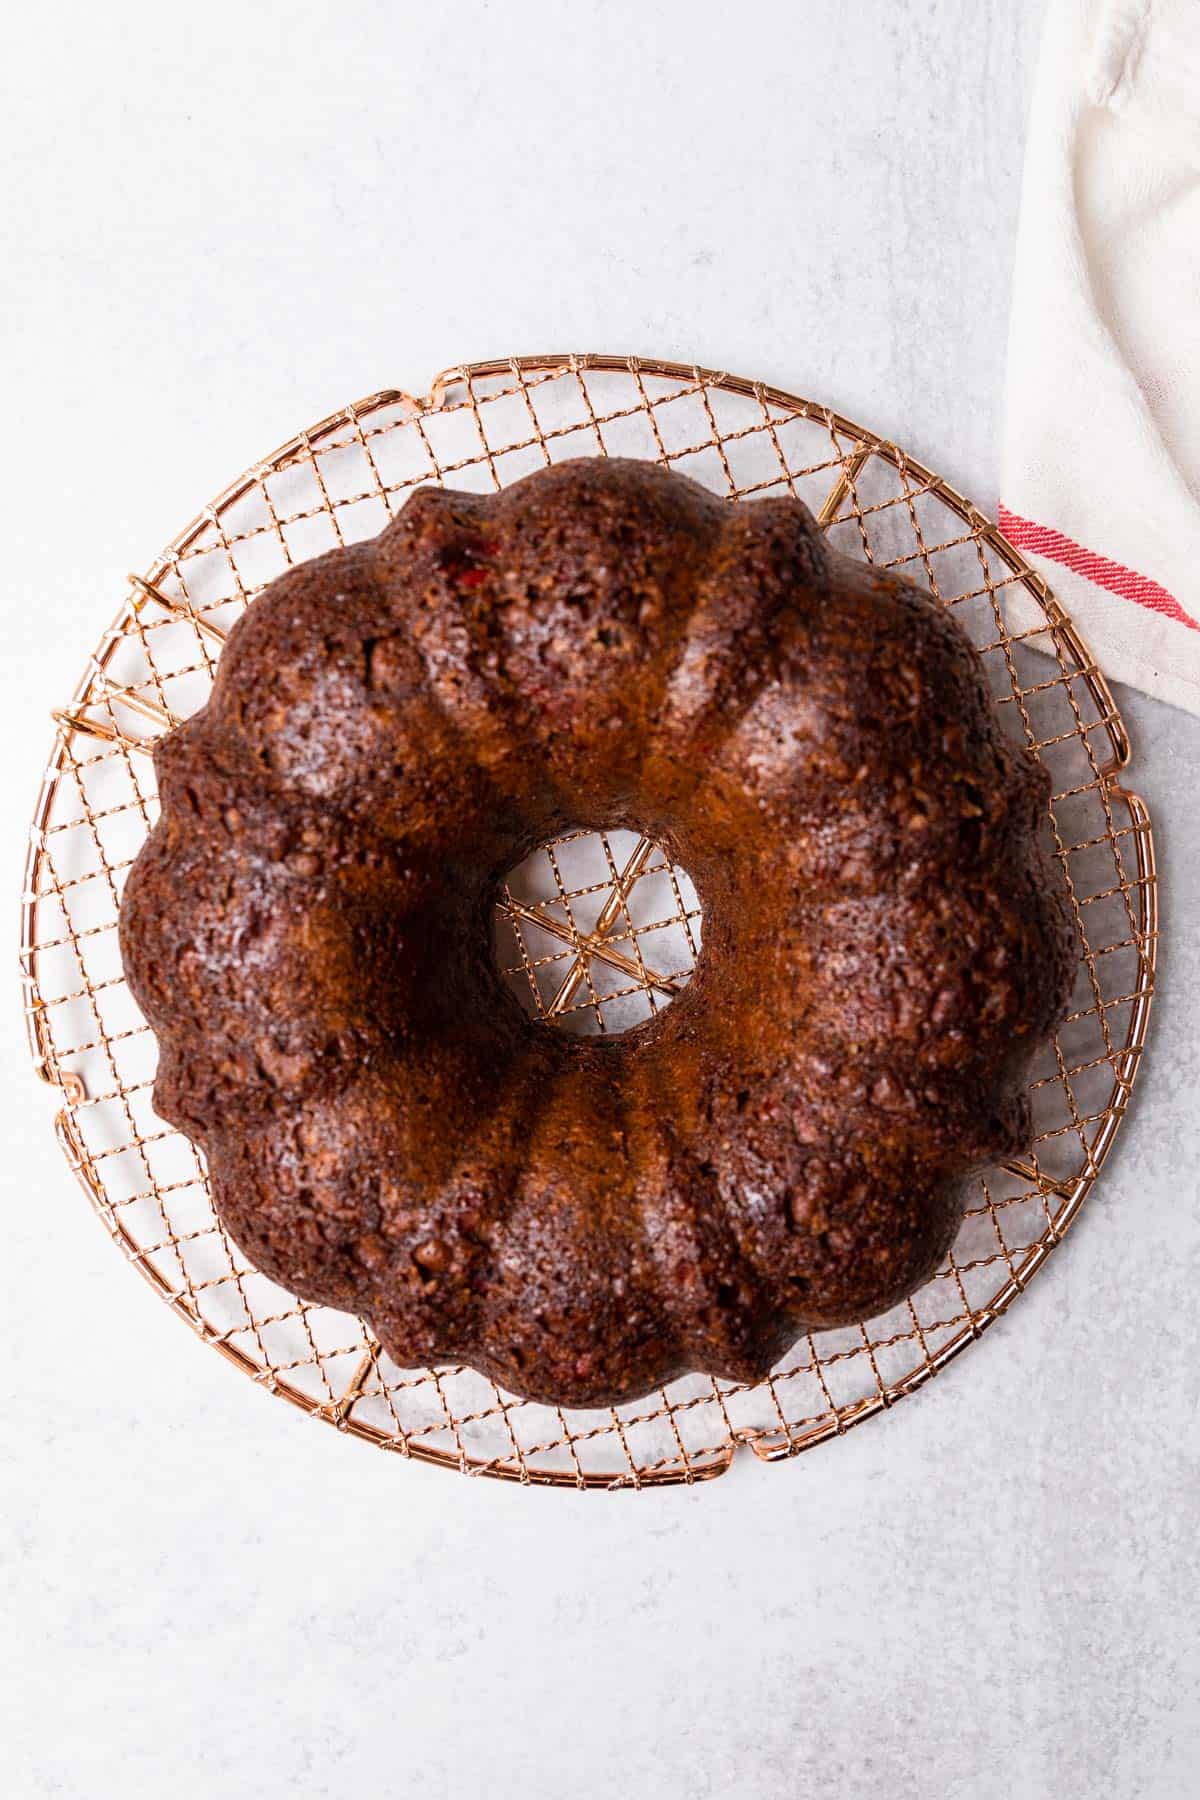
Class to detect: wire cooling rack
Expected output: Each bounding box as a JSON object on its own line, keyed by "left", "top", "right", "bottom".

{"left": 20, "top": 355, "right": 1157, "bottom": 1487}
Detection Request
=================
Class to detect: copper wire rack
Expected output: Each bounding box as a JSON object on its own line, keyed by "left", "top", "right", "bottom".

{"left": 20, "top": 354, "right": 1157, "bottom": 1488}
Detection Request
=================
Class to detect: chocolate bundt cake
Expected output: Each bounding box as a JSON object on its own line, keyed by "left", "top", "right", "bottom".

{"left": 120, "top": 457, "right": 1076, "bottom": 1407}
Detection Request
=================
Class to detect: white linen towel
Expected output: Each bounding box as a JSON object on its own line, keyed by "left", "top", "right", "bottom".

{"left": 1002, "top": 0, "right": 1200, "bottom": 714}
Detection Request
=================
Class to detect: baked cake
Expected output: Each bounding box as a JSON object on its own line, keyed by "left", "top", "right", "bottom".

{"left": 120, "top": 458, "right": 1076, "bottom": 1406}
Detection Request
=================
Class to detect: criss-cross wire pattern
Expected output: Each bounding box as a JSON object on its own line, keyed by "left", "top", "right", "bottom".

{"left": 494, "top": 829, "right": 702, "bottom": 1036}
{"left": 20, "top": 355, "right": 1157, "bottom": 1487}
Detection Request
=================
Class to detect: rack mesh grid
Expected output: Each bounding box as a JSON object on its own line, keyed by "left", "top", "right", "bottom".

{"left": 20, "top": 354, "right": 1157, "bottom": 1487}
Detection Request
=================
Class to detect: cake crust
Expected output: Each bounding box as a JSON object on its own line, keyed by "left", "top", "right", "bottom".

{"left": 120, "top": 459, "right": 1076, "bottom": 1406}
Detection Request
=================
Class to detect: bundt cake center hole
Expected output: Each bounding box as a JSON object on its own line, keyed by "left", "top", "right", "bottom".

{"left": 493, "top": 827, "right": 702, "bottom": 1037}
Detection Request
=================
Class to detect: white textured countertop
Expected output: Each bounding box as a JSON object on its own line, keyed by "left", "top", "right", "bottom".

{"left": 3, "top": 4, "right": 1198, "bottom": 1796}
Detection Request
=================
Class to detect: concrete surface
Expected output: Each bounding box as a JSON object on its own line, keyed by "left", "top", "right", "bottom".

{"left": 2, "top": 3, "right": 1197, "bottom": 1797}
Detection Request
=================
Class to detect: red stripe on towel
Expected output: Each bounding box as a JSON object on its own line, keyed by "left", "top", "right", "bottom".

{"left": 998, "top": 504, "right": 1198, "bottom": 632}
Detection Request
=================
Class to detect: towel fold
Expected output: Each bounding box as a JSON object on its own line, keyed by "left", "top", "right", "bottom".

{"left": 1002, "top": 0, "right": 1200, "bottom": 714}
